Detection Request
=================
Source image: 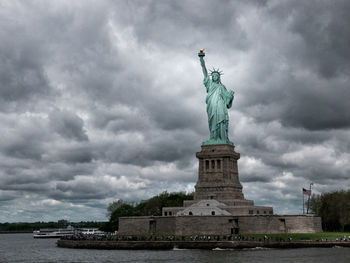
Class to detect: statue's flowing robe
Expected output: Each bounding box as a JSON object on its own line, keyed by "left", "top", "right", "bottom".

{"left": 204, "top": 76, "right": 234, "bottom": 140}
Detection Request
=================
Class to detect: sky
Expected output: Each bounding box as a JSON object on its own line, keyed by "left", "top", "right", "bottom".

{"left": 1, "top": 0, "right": 350, "bottom": 222}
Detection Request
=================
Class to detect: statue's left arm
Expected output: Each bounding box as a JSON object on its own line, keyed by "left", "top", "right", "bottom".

{"left": 223, "top": 87, "right": 234, "bottom": 108}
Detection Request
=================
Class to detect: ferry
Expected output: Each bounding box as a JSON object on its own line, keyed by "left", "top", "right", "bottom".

{"left": 33, "top": 226, "right": 106, "bottom": 238}
{"left": 33, "top": 225, "right": 76, "bottom": 238}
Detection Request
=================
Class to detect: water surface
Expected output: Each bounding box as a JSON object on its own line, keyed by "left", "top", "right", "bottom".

{"left": 0, "top": 233, "right": 350, "bottom": 263}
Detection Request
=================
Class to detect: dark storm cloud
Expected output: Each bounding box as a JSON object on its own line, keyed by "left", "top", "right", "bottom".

{"left": 45, "top": 162, "right": 97, "bottom": 181}
{"left": 49, "top": 109, "right": 89, "bottom": 141}
{"left": 3, "top": 138, "right": 44, "bottom": 161}
{"left": 96, "top": 128, "right": 200, "bottom": 167}
{"left": 0, "top": 1, "right": 56, "bottom": 112}
{"left": 0, "top": 191, "right": 18, "bottom": 202}
{"left": 51, "top": 147, "right": 93, "bottom": 163}
{"left": 0, "top": 55, "right": 50, "bottom": 111}
{"left": 110, "top": 0, "right": 251, "bottom": 51}
{"left": 270, "top": 0, "right": 350, "bottom": 78}
{"left": 49, "top": 174, "right": 150, "bottom": 203}
{"left": 0, "top": 115, "right": 49, "bottom": 161}
{"left": 1, "top": 0, "right": 350, "bottom": 222}
{"left": 243, "top": 77, "right": 350, "bottom": 130}
{"left": 240, "top": 0, "right": 350, "bottom": 131}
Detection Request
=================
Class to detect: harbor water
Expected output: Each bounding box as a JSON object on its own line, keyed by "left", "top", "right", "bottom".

{"left": 0, "top": 233, "right": 350, "bottom": 263}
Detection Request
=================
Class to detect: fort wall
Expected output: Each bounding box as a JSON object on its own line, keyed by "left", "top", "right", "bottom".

{"left": 118, "top": 215, "right": 322, "bottom": 235}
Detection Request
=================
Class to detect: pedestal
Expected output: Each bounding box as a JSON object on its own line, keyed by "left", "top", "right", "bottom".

{"left": 194, "top": 144, "right": 245, "bottom": 201}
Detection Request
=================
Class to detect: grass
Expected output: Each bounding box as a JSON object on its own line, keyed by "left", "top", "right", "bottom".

{"left": 239, "top": 232, "right": 350, "bottom": 241}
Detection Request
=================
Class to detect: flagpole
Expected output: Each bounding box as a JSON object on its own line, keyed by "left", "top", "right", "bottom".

{"left": 306, "top": 183, "right": 313, "bottom": 214}
{"left": 302, "top": 191, "right": 305, "bottom": 214}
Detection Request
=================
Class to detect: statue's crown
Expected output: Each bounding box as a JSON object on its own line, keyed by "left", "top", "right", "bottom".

{"left": 209, "top": 67, "right": 223, "bottom": 76}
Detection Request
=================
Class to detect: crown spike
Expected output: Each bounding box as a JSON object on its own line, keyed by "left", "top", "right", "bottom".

{"left": 209, "top": 67, "right": 224, "bottom": 76}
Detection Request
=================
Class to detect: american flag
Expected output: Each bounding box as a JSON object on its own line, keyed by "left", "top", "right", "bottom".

{"left": 303, "top": 188, "right": 311, "bottom": 196}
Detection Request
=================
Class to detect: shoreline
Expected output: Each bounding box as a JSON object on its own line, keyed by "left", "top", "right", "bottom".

{"left": 57, "top": 239, "right": 350, "bottom": 250}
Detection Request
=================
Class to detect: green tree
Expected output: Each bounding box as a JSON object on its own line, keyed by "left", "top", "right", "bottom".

{"left": 106, "top": 191, "right": 193, "bottom": 231}
{"left": 310, "top": 190, "right": 350, "bottom": 232}
{"left": 106, "top": 200, "right": 126, "bottom": 218}
{"left": 106, "top": 202, "right": 138, "bottom": 232}
{"left": 309, "top": 194, "right": 322, "bottom": 215}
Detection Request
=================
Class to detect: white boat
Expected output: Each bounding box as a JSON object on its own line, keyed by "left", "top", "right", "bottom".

{"left": 79, "top": 228, "right": 105, "bottom": 235}
{"left": 33, "top": 225, "right": 76, "bottom": 238}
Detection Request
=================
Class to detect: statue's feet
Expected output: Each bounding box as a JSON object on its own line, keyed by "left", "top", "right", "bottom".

{"left": 202, "top": 139, "right": 234, "bottom": 146}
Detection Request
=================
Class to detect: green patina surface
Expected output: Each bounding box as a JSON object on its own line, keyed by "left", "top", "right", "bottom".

{"left": 199, "top": 50, "right": 234, "bottom": 146}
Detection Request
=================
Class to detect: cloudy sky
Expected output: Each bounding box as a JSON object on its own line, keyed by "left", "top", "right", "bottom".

{"left": 1, "top": 0, "right": 350, "bottom": 222}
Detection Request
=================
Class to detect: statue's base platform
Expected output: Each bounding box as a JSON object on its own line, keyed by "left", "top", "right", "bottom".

{"left": 117, "top": 144, "right": 322, "bottom": 235}
{"left": 194, "top": 144, "right": 244, "bottom": 201}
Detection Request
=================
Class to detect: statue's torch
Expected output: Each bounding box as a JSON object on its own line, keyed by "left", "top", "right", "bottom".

{"left": 198, "top": 48, "right": 205, "bottom": 57}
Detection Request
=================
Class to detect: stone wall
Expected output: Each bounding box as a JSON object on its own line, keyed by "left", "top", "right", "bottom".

{"left": 175, "top": 216, "right": 236, "bottom": 235}
{"left": 237, "top": 215, "right": 322, "bottom": 234}
{"left": 118, "top": 216, "right": 177, "bottom": 235}
{"left": 284, "top": 215, "right": 323, "bottom": 233}
{"left": 154, "top": 217, "right": 177, "bottom": 235}
{"left": 118, "top": 217, "right": 152, "bottom": 235}
{"left": 118, "top": 214, "right": 322, "bottom": 235}
{"left": 238, "top": 216, "right": 286, "bottom": 234}
{"left": 220, "top": 199, "right": 254, "bottom": 206}
{"left": 224, "top": 206, "right": 273, "bottom": 216}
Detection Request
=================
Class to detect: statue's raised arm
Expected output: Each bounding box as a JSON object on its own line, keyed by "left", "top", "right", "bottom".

{"left": 198, "top": 49, "right": 208, "bottom": 79}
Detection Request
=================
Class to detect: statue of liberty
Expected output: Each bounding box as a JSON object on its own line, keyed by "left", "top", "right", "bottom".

{"left": 198, "top": 49, "right": 234, "bottom": 146}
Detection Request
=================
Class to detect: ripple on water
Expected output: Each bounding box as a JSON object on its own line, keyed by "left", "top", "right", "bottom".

{"left": 1, "top": 234, "right": 350, "bottom": 263}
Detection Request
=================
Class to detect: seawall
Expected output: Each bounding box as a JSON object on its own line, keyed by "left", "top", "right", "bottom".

{"left": 57, "top": 240, "right": 350, "bottom": 250}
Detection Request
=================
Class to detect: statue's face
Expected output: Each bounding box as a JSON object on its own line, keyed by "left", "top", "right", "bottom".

{"left": 212, "top": 73, "right": 219, "bottom": 82}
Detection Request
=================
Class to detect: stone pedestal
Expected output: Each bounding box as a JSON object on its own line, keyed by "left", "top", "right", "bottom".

{"left": 164, "top": 143, "right": 273, "bottom": 216}
{"left": 118, "top": 143, "right": 322, "bottom": 235}
{"left": 194, "top": 144, "right": 244, "bottom": 201}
